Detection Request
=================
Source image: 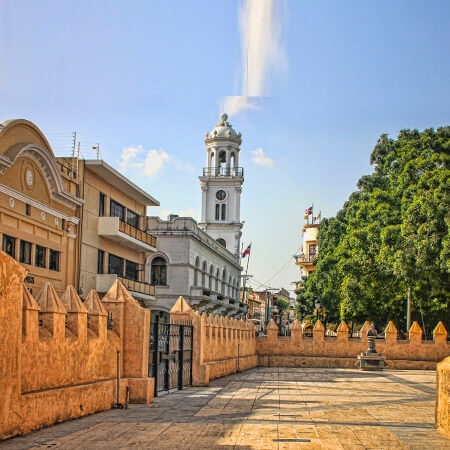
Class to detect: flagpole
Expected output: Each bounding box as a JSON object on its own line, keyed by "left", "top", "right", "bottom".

{"left": 241, "top": 244, "right": 251, "bottom": 308}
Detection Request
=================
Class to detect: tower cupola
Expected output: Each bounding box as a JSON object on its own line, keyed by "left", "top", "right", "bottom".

{"left": 204, "top": 113, "right": 242, "bottom": 177}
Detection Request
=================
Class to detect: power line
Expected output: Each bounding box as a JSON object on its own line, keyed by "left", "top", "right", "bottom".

{"left": 263, "top": 246, "right": 301, "bottom": 285}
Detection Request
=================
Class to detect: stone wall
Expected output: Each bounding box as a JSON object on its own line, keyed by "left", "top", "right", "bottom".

{"left": 436, "top": 356, "right": 450, "bottom": 436}
{"left": 257, "top": 319, "right": 449, "bottom": 370}
{"left": 0, "top": 251, "right": 154, "bottom": 440}
{"left": 170, "top": 297, "right": 258, "bottom": 385}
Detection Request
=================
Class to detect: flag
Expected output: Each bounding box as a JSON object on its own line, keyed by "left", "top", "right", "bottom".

{"left": 317, "top": 211, "right": 321, "bottom": 220}
{"left": 305, "top": 206, "right": 313, "bottom": 215}
{"left": 242, "top": 243, "right": 251, "bottom": 258}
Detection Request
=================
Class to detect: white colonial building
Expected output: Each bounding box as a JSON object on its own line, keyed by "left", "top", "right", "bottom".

{"left": 145, "top": 216, "right": 245, "bottom": 318}
{"left": 145, "top": 113, "right": 245, "bottom": 319}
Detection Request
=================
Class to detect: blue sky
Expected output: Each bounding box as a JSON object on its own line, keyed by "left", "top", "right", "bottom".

{"left": 1, "top": 0, "right": 449, "bottom": 293}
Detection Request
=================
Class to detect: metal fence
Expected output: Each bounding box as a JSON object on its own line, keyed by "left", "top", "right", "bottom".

{"left": 148, "top": 319, "right": 193, "bottom": 396}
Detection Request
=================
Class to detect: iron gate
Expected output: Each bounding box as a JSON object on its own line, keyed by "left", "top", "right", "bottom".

{"left": 148, "top": 318, "right": 193, "bottom": 396}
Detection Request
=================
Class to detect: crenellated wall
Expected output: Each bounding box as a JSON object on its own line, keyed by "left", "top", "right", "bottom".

{"left": 436, "top": 356, "right": 450, "bottom": 436}
{"left": 257, "top": 319, "right": 449, "bottom": 370}
{"left": 2, "top": 247, "right": 449, "bottom": 440}
{"left": 170, "top": 297, "right": 258, "bottom": 385}
{"left": 0, "top": 250, "right": 154, "bottom": 440}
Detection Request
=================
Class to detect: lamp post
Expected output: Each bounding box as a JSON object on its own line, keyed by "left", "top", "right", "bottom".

{"left": 314, "top": 301, "right": 322, "bottom": 322}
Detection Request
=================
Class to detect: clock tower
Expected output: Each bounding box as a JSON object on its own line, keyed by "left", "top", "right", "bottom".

{"left": 199, "top": 113, "right": 244, "bottom": 260}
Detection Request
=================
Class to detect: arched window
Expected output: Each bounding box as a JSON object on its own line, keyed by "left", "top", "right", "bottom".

{"left": 201, "top": 261, "right": 207, "bottom": 287}
{"left": 221, "top": 204, "right": 226, "bottom": 220}
{"left": 215, "top": 268, "right": 220, "bottom": 292}
{"left": 210, "top": 151, "right": 215, "bottom": 169}
{"left": 230, "top": 152, "right": 236, "bottom": 175}
{"left": 209, "top": 265, "right": 213, "bottom": 290}
{"left": 228, "top": 276, "right": 232, "bottom": 297}
{"left": 218, "top": 150, "right": 226, "bottom": 173}
{"left": 215, "top": 204, "right": 220, "bottom": 220}
{"left": 216, "top": 238, "right": 226, "bottom": 248}
{"left": 151, "top": 257, "right": 167, "bottom": 286}
{"left": 222, "top": 269, "right": 226, "bottom": 294}
{"left": 194, "top": 257, "right": 200, "bottom": 286}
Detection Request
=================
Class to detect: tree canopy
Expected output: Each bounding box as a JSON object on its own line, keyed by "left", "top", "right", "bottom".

{"left": 297, "top": 127, "right": 449, "bottom": 335}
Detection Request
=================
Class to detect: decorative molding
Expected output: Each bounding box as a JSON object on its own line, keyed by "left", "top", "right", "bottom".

{"left": 0, "top": 183, "right": 80, "bottom": 224}
{"left": 0, "top": 143, "right": 83, "bottom": 209}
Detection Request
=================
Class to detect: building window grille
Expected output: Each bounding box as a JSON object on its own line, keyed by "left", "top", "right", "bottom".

{"left": 108, "top": 253, "right": 124, "bottom": 276}
{"left": 126, "top": 209, "right": 139, "bottom": 228}
{"left": 151, "top": 257, "right": 167, "bottom": 286}
{"left": 215, "top": 204, "right": 220, "bottom": 220}
{"left": 107, "top": 312, "right": 113, "bottom": 330}
{"left": 25, "top": 204, "right": 31, "bottom": 216}
{"left": 309, "top": 244, "right": 317, "bottom": 258}
{"left": 221, "top": 204, "right": 226, "bottom": 220}
{"left": 35, "top": 245, "right": 46, "bottom": 268}
{"left": 2, "top": 234, "right": 16, "bottom": 258}
{"left": 216, "top": 238, "right": 226, "bottom": 248}
{"left": 97, "top": 249, "right": 105, "bottom": 274}
{"left": 19, "top": 240, "right": 32, "bottom": 265}
{"left": 49, "top": 249, "right": 60, "bottom": 271}
{"left": 125, "top": 259, "right": 139, "bottom": 281}
{"left": 99, "top": 192, "right": 106, "bottom": 216}
{"left": 110, "top": 199, "right": 125, "bottom": 221}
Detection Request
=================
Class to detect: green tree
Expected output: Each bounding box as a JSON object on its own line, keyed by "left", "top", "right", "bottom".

{"left": 297, "top": 127, "right": 449, "bottom": 334}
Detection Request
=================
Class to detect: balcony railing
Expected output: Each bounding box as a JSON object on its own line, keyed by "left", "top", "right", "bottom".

{"left": 203, "top": 167, "right": 244, "bottom": 177}
{"left": 295, "top": 254, "right": 316, "bottom": 264}
{"left": 118, "top": 276, "right": 155, "bottom": 296}
{"left": 119, "top": 219, "right": 157, "bottom": 248}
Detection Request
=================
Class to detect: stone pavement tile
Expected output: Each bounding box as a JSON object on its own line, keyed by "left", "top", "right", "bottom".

{"left": 320, "top": 441, "right": 345, "bottom": 449}
{"left": 2, "top": 368, "right": 450, "bottom": 449}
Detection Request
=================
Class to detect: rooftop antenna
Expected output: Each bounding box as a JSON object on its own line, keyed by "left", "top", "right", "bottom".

{"left": 71, "top": 131, "right": 77, "bottom": 175}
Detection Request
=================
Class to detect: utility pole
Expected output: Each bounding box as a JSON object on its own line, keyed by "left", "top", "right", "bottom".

{"left": 406, "top": 286, "right": 411, "bottom": 337}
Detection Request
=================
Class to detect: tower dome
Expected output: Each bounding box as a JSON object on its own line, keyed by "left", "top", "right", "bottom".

{"left": 205, "top": 113, "right": 242, "bottom": 143}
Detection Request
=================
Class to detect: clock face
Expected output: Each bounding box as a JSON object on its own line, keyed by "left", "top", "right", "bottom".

{"left": 216, "top": 190, "right": 226, "bottom": 201}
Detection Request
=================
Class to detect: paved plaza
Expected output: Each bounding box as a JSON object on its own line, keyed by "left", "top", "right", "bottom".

{"left": 1, "top": 368, "right": 448, "bottom": 449}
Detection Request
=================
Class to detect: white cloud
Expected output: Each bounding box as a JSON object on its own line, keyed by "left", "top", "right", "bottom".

{"left": 141, "top": 149, "right": 171, "bottom": 176}
{"left": 119, "top": 145, "right": 142, "bottom": 171}
{"left": 119, "top": 145, "right": 192, "bottom": 177}
{"left": 224, "top": 0, "right": 287, "bottom": 116}
{"left": 223, "top": 96, "right": 262, "bottom": 117}
{"left": 251, "top": 148, "right": 275, "bottom": 167}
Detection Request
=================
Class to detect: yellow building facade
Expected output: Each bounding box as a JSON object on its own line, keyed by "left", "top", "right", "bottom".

{"left": 0, "top": 119, "right": 160, "bottom": 305}
{"left": 295, "top": 223, "right": 319, "bottom": 285}
{"left": 0, "top": 119, "right": 82, "bottom": 296}
{"left": 77, "top": 160, "right": 159, "bottom": 305}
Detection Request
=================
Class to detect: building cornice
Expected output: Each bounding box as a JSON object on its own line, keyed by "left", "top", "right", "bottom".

{"left": 0, "top": 183, "right": 80, "bottom": 224}
{"left": 149, "top": 227, "right": 241, "bottom": 269}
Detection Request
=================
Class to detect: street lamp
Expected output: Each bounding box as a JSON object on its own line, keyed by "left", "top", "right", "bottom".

{"left": 314, "top": 301, "right": 323, "bottom": 322}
